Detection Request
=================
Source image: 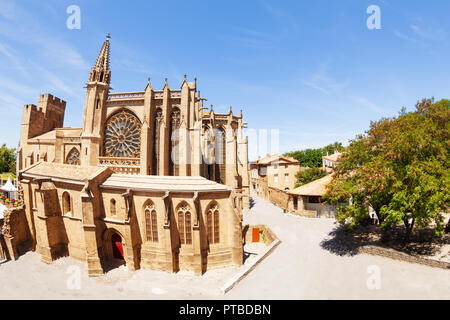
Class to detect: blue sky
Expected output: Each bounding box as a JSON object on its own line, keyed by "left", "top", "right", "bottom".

{"left": 1, "top": 0, "right": 450, "bottom": 160}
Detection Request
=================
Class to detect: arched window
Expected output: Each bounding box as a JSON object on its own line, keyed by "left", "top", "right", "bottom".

{"left": 66, "top": 148, "right": 80, "bottom": 165}
{"left": 103, "top": 109, "right": 142, "bottom": 158}
{"left": 169, "top": 107, "right": 181, "bottom": 176}
{"left": 177, "top": 202, "right": 192, "bottom": 245}
{"left": 144, "top": 202, "right": 158, "bottom": 242}
{"left": 110, "top": 199, "right": 116, "bottom": 216}
{"left": 152, "top": 108, "right": 163, "bottom": 175}
{"left": 206, "top": 202, "right": 220, "bottom": 244}
{"left": 214, "top": 127, "right": 226, "bottom": 184}
{"left": 62, "top": 192, "right": 71, "bottom": 216}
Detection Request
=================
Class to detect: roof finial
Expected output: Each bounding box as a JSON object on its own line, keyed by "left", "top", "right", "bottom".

{"left": 106, "top": 33, "right": 111, "bottom": 40}
{"left": 147, "top": 76, "right": 151, "bottom": 84}
{"left": 184, "top": 74, "right": 187, "bottom": 80}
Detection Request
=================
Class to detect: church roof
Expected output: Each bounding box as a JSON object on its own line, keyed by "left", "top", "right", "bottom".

{"left": 100, "top": 174, "right": 232, "bottom": 192}
{"left": 21, "top": 162, "right": 109, "bottom": 182}
{"left": 28, "top": 128, "right": 82, "bottom": 142}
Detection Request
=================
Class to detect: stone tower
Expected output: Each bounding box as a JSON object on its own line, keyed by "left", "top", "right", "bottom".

{"left": 80, "top": 34, "right": 111, "bottom": 166}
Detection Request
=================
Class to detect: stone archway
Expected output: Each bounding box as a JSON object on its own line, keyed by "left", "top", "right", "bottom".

{"left": 102, "top": 228, "right": 127, "bottom": 262}
{"left": 111, "top": 233, "right": 124, "bottom": 260}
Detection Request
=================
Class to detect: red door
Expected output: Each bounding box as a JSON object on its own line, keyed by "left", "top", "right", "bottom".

{"left": 252, "top": 228, "right": 260, "bottom": 242}
{"left": 111, "top": 233, "right": 124, "bottom": 259}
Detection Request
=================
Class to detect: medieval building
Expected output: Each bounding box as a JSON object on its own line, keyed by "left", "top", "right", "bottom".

{"left": 13, "top": 35, "right": 250, "bottom": 276}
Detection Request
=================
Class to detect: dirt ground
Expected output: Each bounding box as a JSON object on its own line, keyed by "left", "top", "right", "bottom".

{"left": 0, "top": 193, "right": 448, "bottom": 299}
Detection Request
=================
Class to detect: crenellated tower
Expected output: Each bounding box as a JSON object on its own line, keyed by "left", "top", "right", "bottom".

{"left": 80, "top": 34, "right": 112, "bottom": 166}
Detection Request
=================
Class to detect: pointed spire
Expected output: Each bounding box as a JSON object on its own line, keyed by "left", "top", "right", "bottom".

{"left": 163, "top": 78, "right": 170, "bottom": 90}
{"left": 145, "top": 76, "right": 152, "bottom": 91}
{"left": 181, "top": 74, "right": 188, "bottom": 88}
{"left": 94, "top": 33, "right": 111, "bottom": 70}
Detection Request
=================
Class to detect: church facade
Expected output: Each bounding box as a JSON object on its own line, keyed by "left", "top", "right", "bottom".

{"left": 16, "top": 35, "right": 249, "bottom": 276}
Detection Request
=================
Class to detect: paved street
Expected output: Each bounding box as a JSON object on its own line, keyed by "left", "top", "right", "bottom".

{"left": 226, "top": 193, "right": 449, "bottom": 299}
{"left": 0, "top": 193, "right": 448, "bottom": 299}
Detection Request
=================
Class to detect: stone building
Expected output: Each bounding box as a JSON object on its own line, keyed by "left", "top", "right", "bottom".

{"left": 14, "top": 35, "right": 249, "bottom": 276}
{"left": 250, "top": 154, "right": 300, "bottom": 198}
{"left": 322, "top": 152, "right": 342, "bottom": 173}
{"left": 288, "top": 174, "right": 344, "bottom": 218}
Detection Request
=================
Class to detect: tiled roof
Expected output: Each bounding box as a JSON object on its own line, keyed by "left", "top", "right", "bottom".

{"left": 322, "top": 152, "right": 342, "bottom": 162}
{"left": 289, "top": 174, "right": 333, "bottom": 196}
{"left": 21, "top": 162, "right": 109, "bottom": 182}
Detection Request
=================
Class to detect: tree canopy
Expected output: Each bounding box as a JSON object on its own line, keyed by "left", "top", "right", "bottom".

{"left": 325, "top": 99, "right": 450, "bottom": 242}
{"left": 295, "top": 167, "right": 327, "bottom": 188}
{"left": 284, "top": 142, "right": 344, "bottom": 168}
{"left": 0, "top": 144, "right": 16, "bottom": 174}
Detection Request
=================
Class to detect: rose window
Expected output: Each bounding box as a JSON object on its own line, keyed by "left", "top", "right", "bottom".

{"left": 103, "top": 110, "right": 142, "bottom": 158}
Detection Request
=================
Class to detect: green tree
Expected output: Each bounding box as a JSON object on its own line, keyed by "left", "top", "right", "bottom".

{"left": 325, "top": 99, "right": 450, "bottom": 242}
{"left": 295, "top": 167, "right": 327, "bottom": 188}
{"left": 0, "top": 144, "right": 16, "bottom": 174}
{"left": 284, "top": 142, "right": 344, "bottom": 168}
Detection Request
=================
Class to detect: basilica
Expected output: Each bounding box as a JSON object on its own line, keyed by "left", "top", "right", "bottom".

{"left": 13, "top": 35, "right": 249, "bottom": 275}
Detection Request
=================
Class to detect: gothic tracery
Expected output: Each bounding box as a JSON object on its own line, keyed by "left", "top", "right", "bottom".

{"left": 103, "top": 110, "right": 142, "bottom": 158}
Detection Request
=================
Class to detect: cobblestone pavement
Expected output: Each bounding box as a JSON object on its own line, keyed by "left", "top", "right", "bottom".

{"left": 0, "top": 193, "right": 448, "bottom": 299}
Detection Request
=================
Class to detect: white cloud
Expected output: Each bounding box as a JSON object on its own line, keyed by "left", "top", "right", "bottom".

{"left": 350, "top": 96, "right": 385, "bottom": 114}
{"left": 302, "top": 67, "right": 350, "bottom": 95}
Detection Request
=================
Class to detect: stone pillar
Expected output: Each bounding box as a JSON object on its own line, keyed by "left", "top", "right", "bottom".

{"left": 143, "top": 82, "right": 154, "bottom": 175}
{"left": 228, "top": 198, "right": 243, "bottom": 267}
{"left": 161, "top": 83, "right": 170, "bottom": 175}
{"left": 81, "top": 193, "right": 103, "bottom": 276}
{"left": 225, "top": 124, "right": 237, "bottom": 188}
{"left": 3, "top": 235, "right": 19, "bottom": 260}
{"left": 179, "top": 123, "right": 189, "bottom": 176}
{"left": 191, "top": 122, "right": 202, "bottom": 176}
{"left": 192, "top": 193, "right": 203, "bottom": 275}
{"left": 162, "top": 193, "right": 175, "bottom": 272}
{"left": 140, "top": 122, "right": 150, "bottom": 175}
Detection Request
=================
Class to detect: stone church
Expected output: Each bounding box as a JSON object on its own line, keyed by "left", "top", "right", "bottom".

{"left": 15, "top": 35, "right": 249, "bottom": 276}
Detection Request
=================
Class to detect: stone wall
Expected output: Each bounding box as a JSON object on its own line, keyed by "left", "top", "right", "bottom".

{"left": 0, "top": 207, "right": 30, "bottom": 260}
{"left": 243, "top": 224, "right": 279, "bottom": 246}
{"left": 267, "top": 187, "right": 290, "bottom": 211}
{"left": 358, "top": 245, "right": 450, "bottom": 270}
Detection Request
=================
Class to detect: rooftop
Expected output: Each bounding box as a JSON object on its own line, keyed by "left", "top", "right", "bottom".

{"left": 101, "top": 174, "right": 232, "bottom": 192}
{"left": 322, "top": 152, "right": 342, "bottom": 162}
{"left": 257, "top": 154, "right": 299, "bottom": 165}
{"left": 21, "top": 162, "right": 109, "bottom": 182}
{"left": 289, "top": 174, "right": 334, "bottom": 196}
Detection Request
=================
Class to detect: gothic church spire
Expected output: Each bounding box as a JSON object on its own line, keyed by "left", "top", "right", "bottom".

{"left": 88, "top": 34, "right": 111, "bottom": 84}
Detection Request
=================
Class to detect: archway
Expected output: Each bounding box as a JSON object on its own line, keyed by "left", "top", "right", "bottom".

{"left": 111, "top": 233, "right": 124, "bottom": 260}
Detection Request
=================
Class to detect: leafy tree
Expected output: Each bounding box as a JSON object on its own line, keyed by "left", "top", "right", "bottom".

{"left": 0, "top": 144, "right": 16, "bottom": 174}
{"left": 295, "top": 167, "right": 327, "bottom": 188}
{"left": 325, "top": 99, "right": 450, "bottom": 242}
{"left": 284, "top": 142, "right": 344, "bottom": 168}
